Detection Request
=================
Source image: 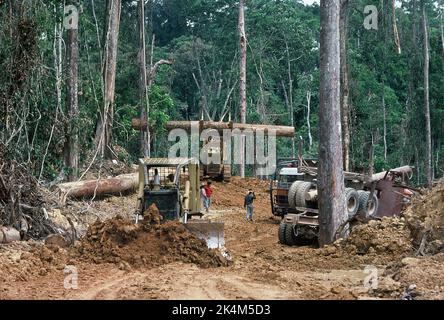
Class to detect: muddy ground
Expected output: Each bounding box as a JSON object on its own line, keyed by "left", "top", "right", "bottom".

{"left": 0, "top": 177, "right": 443, "bottom": 300}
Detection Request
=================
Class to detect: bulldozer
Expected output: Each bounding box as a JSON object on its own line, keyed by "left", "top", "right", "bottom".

{"left": 135, "top": 157, "right": 224, "bottom": 249}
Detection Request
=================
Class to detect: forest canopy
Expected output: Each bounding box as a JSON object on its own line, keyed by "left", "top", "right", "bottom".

{"left": 0, "top": 0, "right": 442, "bottom": 185}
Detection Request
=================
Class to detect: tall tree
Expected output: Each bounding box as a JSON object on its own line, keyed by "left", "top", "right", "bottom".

{"left": 94, "top": 0, "right": 121, "bottom": 158}
{"left": 339, "top": 0, "right": 350, "bottom": 171}
{"left": 422, "top": 2, "right": 432, "bottom": 186}
{"left": 138, "top": 0, "right": 149, "bottom": 157}
{"left": 318, "top": 0, "right": 346, "bottom": 246}
{"left": 392, "top": 0, "right": 401, "bottom": 54}
{"left": 64, "top": 2, "right": 79, "bottom": 181}
{"left": 238, "top": 0, "right": 247, "bottom": 178}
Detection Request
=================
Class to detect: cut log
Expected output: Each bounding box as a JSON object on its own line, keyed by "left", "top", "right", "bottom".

{"left": 369, "top": 166, "right": 413, "bottom": 182}
{"left": 131, "top": 119, "right": 295, "bottom": 137}
{"left": 56, "top": 173, "right": 138, "bottom": 199}
{"left": 0, "top": 226, "right": 21, "bottom": 243}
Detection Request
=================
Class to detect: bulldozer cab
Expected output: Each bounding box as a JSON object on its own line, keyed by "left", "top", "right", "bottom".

{"left": 137, "top": 157, "right": 201, "bottom": 221}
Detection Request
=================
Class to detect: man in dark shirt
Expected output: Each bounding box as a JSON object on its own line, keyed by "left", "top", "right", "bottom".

{"left": 244, "top": 189, "right": 256, "bottom": 221}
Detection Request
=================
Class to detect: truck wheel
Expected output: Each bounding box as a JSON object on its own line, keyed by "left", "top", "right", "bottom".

{"left": 278, "top": 220, "right": 287, "bottom": 244}
{"left": 367, "top": 193, "right": 379, "bottom": 217}
{"left": 284, "top": 223, "right": 296, "bottom": 246}
{"left": 345, "top": 188, "right": 359, "bottom": 219}
{"left": 295, "top": 182, "right": 313, "bottom": 208}
{"left": 288, "top": 181, "right": 304, "bottom": 209}
{"left": 357, "top": 191, "right": 379, "bottom": 218}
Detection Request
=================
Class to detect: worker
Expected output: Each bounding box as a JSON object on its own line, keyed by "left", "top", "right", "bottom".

{"left": 153, "top": 169, "right": 161, "bottom": 190}
{"left": 203, "top": 181, "right": 213, "bottom": 213}
{"left": 244, "top": 189, "right": 256, "bottom": 221}
{"left": 200, "top": 183, "right": 207, "bottom": 211}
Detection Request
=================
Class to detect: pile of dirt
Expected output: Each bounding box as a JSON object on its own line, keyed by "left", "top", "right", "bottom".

{"left": 74, "top": 205, "right": 228, "bottom": 268}
{"left": 0, "top": 143, "right": 56, "bottom": 239}
{"left": 340, "top": 217, "right": 412, "bottom": 256}
{"left": 403, "top": 179, "right": 444, "bottom": 254}
{"left": 212, "top": 177, "right": 270, "bottom": 209}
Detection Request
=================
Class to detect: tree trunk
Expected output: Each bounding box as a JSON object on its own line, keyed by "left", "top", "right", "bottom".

{"left": 392, "top": 0, "right": 401, "bottom": 54}
{"left": 94, "top": 0, "right": 121, "bottom": 159}
{"left": 64, "top": 1, "right": 79, "bottom": 181}
{"left": 422, "top": 4, "right": 432, "bottom": 187}
{"left": 138, "top": 0, "right": 149, "bottom": 158}
{"left": 318, "top": 0, "right": 346, "bottom": 246}
{"left": 238, "top": 0, "right": 247, "bottom": 178}
{"left": 285, "top": 39, "right": 296, "bottom": 158}
{"left": 306, "top": 90, "right": 313, "bottom": 148}
{"left": 441, "top": 9, "right": 444, "bottom": 56}
{"left": 339, "top": 0, "right": 350, "bottom": 171}
{"left": 56, "top": 173, "right": 138, "bottom": 199}
{"left": 382, "top": 80, "right": 387, "bottom": 161}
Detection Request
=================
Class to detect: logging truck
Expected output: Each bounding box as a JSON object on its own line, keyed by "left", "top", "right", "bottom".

{"left": 270, "top": 158, "right": 415, "bottom": 246}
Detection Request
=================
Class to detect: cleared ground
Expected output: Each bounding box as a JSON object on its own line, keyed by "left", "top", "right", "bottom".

{"left": 0, "top": 177, "right": 443, "bottom": 300}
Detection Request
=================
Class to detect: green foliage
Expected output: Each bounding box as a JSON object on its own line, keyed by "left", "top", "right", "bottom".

{"left": 0, "top": 0, "right": 443, "bottom": 184}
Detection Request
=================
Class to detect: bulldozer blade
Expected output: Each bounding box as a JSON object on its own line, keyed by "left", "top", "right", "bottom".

{"left": 184, "top": 220, "right": 225, "bottom": 249}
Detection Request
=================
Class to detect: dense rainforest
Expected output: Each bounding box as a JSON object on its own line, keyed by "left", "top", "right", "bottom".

{"left": 0, "top": 0, "right": 443, "bottom": 185}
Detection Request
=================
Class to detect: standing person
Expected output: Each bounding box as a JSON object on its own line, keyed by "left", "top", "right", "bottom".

{"left": 203, "top": 181, "right": 213, "bottom": 213}
{"left": 200, "top": 184, "right": 207, "bottom": 212}
{"left": 153, "top": 169, "right": 161, "bottom": 190}
{"left": 244, "top": 189, "right": 256, "bottom": 221}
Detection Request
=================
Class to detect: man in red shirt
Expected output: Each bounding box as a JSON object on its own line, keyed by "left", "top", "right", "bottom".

{"left": 203, "top": 181, "right": 213, "bottom": 213}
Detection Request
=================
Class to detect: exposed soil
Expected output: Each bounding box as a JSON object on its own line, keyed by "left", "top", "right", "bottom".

{"left": 74, "top": 205, "right": 227, "bottom": 268}
{"left": 0, "top": 177, "right": 443, "bottom": 300}
{"left": 403, "top": 179, "right": 444, "bottom": 254}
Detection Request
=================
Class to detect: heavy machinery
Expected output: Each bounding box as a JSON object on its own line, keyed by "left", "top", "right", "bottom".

{"left": 271, "top": 158, "right": 415, "bottom": 246}
{"left": 200, "top": 135, "right": 231, "bottom": 182}
{"left": 135, "top": 157, "right": 224, "bottom": 249}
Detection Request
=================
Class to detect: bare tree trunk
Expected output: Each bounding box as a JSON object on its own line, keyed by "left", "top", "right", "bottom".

{"left": 138, "top": 0, "right": 149, "bottom": 157}
{"left": 441, "top": 9, "right": 444, "bottom": 56}
{"left": 318, "top": 0, "right": 346, "bottom": 246}
{"left": 422, "top": 4, "right": 432, "bottom": 187}
{"left": 392, "top": 0, "right": 401, "bottom": 54}
{"left": 339, "top": 0, "right": 350, "bottom": 171}
{"left": 238, "top": 0, "right": 247, "bottom": 178}
{"left": 382, "top": 80, "right": 387, "bottom": 161}
{"left": 94, "top": 0, "right": 121, "bottom": 159}
{"left": 285, "top": 39, "right": 295, "bottom": 158}
{"left": 306, "top": 90, "right": 312, "bottom": 148}
{"left": 64, "top": 1, "right": 79, "bottom": 181}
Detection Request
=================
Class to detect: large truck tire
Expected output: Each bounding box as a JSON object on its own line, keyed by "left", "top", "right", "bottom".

{"left": 295, "top": 182, "right": 313, "bottom": 208}
{"left": 284, "top": 223, "right": 296, "bottom": 246}
{"left": 278, "top": 220, "right": 287, "bottom": 244}
{"left": 357, "top": 191, "right": 379, "bottom": 218}
{"left": 288, "top": 181, "right": 304, "bottom": 209}
{"left": 345, "top": 188, "right": 359, "bottom": 219}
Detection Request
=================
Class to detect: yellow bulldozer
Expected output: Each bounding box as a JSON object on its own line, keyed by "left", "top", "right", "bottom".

{"left": 135, "top": 157, "right": 224, "bottom": 249}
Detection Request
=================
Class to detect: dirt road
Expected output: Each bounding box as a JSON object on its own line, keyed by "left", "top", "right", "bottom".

{"left": 1, "top": 177, "right": 443, "bottom": 300}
